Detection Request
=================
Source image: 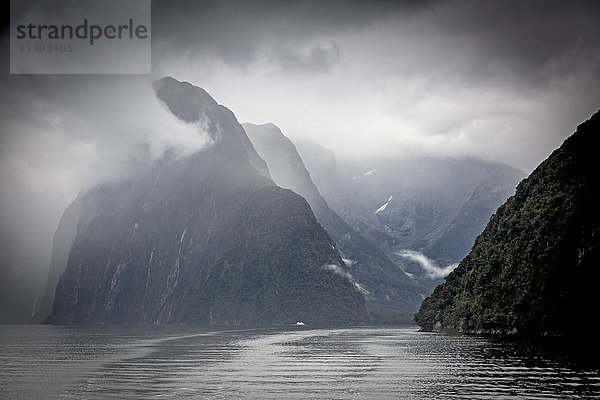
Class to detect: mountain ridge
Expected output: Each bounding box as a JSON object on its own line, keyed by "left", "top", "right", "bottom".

{"left": 415, "top": 109, "right": 600, "bottom": 336}
{"left": 244, "top": 122, "right": 425, "bottom": 322}
{"left": 296, "top": 142, "right": 524, "bottom": 293}
{"left": 44, "top": 77, "right": 367, "bottom": 325}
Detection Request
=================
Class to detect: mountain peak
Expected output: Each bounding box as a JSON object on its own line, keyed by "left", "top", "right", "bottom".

{"left": 243, "top": 122, "right": 282, "bottom": 139}
{"left": 154, "top": 77, "right": 270, "bottom": 177}
{"left": 153, "top": 77, "right": 218, "bottom": 123}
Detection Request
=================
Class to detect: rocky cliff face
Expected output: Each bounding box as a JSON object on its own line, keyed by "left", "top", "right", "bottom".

{"left": 415, "top": 110, "right": 600, "bottom": 336}
{"left": 45, "top": 78, "right": 367, "bottom": 325}
{"left": 244, "top": 123, "right": 425, "bottom": 322}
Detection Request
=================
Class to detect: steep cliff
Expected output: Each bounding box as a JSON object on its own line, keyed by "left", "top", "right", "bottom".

{"left": 415, "top": 110, "right": 600, "bottom": 336}
{"left": 244, "top": 123, "right": 425, "bottom": 322}
{"left": 45, "top": 78, "right": 367, "bottom": 325}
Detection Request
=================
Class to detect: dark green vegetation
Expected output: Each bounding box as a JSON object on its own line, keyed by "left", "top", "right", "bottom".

{"left": 415, "top": 110, "right": 600, "bottom": 337}
{"left": 244, "top": 123, "right": 424, "bottom": 323}
{"left": 185, "top": 186, "right": 366, "bottom": 325}
{"left": 45, "top": 78, "right": 367, "bottom": 325}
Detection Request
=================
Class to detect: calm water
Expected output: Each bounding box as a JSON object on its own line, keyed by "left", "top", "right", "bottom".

{"left": 0, "top": 325, "right": 598, "bottom": 399}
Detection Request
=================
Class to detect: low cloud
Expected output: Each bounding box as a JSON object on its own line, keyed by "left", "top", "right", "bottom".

{"left": 0, "top": 76, "right": 212, "bottom": 284}
{"left": 397, "top": 250, "right": 458, "bottom": 279}
{"left": 157, "top": 0, "right": 600, "bottom": 173}
{"left": 323, "top": 264, "right": 369, "bottom": 295}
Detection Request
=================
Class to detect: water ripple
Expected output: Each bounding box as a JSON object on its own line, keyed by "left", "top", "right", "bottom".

{"left": 1, "top": 326, "right": 598, "bottom": 399}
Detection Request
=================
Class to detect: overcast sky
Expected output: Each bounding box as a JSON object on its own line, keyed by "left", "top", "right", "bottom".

{"left": 0, "top": 0, "right": 599, "bottom": 304}
{"left": 152, "top": 0, "right": 600, "bottom": 171}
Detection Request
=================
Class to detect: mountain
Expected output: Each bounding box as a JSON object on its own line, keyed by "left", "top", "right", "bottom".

{"left": 244, "top": 123, "right": 425, "bottom": 322}
{"left": 242, "top": 123, "right": 327, "bottom": 212}
{"left": 415, "top": 110, "right": 600, "bottom": 336}
{"left": 296, "top": 142, "right": 524, "bottom": 292}
{"left": 295, "top": 142, "right": 389, "bottom": 245}
{"left": 44, "top": 77, "right": 367, "bottom": 325}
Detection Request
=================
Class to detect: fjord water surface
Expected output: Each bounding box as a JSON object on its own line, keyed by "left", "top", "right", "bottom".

{"left": 1, "top": 325, "right": 598, "bottom": 399}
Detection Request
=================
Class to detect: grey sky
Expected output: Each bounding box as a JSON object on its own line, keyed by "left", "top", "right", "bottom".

{"left": 152, "top": 0, "right": 600, "bottom": 172}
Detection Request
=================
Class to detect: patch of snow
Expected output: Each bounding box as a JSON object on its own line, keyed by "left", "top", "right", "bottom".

{"left": 375, "top": 195, "right": 393, "bottom": 214}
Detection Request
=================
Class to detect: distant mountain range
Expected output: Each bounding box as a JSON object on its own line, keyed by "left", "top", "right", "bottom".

{"left": 416, "top": 110, "right": 600, "bottom": 336}
{"left": 296, "top": 142, "right": 524, "bottom": 293}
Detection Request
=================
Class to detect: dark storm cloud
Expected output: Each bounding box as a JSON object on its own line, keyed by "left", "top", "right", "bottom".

{"left": 422, "top": 0, "right": 600, "bottom": 88}
{"left": 152, "top": 0, "right": 600, "bottom": 91}
{"left": 151, "top": 0, "right": 428, "bottom": 68}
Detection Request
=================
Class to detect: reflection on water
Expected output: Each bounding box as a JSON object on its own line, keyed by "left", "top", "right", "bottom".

{"left": 1, "top": 325, "right": 598, "bottom": 399}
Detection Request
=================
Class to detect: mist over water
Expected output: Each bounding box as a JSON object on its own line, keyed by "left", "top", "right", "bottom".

{"left": 1, "top": 326, "right": 598, "bottom": 399}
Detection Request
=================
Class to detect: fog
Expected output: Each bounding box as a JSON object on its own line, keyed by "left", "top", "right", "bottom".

{"left": 323, "top": 264, "right": 369, "bottom": 295}
{"left": 0, "top": 76, "right": 211, "bottom": 321}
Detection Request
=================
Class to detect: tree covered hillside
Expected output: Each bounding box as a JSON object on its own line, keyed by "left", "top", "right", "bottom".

{"left": 415, "top": 110, "right": 600, "bottom": 337}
